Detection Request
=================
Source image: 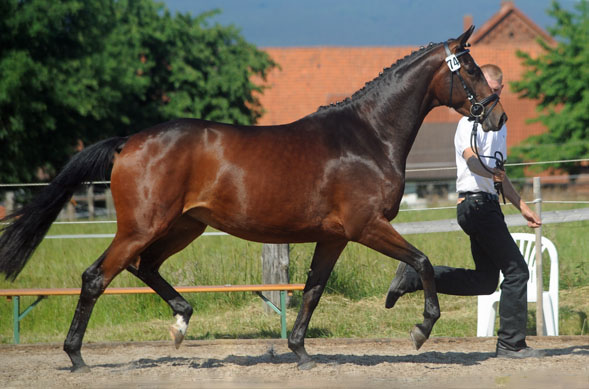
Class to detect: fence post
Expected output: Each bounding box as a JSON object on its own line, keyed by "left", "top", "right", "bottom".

{"left": 5, "top": 191, "right": 14, "bottom": 215}
{"left": 87, "top": 185, "right": 95, "bottom": 220}
{"left": 66, "top": 201, "right": 75, "bottom": 221}
{"left": 105, "top": 189, "right": 114, "bottom": 218}
{"left": 261, "top": 244, "right": 290, "bottom": 313}
{"left": 533, "top": 176, "right": 544, "bottom": 336}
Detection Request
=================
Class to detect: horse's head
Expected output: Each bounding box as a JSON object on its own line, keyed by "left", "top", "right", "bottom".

{"left": 432, "top": 25, "right": 507, "bottom": 132}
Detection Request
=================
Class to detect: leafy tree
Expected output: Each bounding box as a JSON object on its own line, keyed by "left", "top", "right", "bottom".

{"left": 0, "top": 0, "right": 116, "bottom": 182}
{"left": 510, "top": 0, "right": 589, "bottom": 175}
{"left": 0, "top": 0, "right": 275, "bottom": 183}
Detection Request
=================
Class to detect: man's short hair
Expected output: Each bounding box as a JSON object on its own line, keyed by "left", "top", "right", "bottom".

{"left": 481, "top": 64, "right": 503, "bottom": 84}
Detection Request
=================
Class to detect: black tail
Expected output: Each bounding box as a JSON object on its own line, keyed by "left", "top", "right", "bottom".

{"left": 0, "top": 137, "right": 128, "bottom": 281}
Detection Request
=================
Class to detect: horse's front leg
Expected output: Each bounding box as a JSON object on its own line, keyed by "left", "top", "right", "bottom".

{"left": 288, "top": 240, "right": 347, "bottom": 370}
{"left": 357, "top": 217, "right": 440, "bottom": 349}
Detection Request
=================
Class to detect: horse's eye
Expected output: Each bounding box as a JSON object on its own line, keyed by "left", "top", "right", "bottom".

{"left": 465, "top": 65, "right": 477, "bottom": 75}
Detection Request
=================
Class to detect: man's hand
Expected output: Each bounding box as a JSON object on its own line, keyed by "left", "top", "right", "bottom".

{"left": 520, "top": 202, "right": 542, "bottom": 228}
{"left": 492, "top": 168, "right": 505, "bottom": 183}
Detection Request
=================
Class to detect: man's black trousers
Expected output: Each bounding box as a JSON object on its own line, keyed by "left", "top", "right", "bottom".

{"left": 402, "top": 195, "right": 530, "bottom": 350}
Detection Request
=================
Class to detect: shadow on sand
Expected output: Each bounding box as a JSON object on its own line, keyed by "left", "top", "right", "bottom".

{"left": 65, "top": 344, "right": 588, "bottom": 372}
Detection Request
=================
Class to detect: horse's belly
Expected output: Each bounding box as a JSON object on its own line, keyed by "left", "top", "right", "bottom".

{"left": 183, "top": 203, "right": 340, "bottom": 244}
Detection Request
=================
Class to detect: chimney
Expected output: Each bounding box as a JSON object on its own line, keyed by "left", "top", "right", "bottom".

{"left": 463, "top": 14, "right": 473, "bottom": 31}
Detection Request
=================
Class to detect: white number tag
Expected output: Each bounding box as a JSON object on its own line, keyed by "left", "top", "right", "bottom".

{"left": 445, "top": 54, "right": 461, "bottom": 72}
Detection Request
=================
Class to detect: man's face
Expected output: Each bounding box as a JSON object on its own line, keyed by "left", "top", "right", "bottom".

{"left": 483, "top": 72, "right": 504, "bottom": 97}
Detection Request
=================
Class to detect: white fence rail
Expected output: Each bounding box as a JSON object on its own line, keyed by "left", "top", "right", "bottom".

{"left": 393, "top": 207, "right": 589, "bottom": 235}
{"left": 41, "top": 208, "right": 589, "bottom": 240}
{"left": 3, "top": 174, "right": 588, "bottom": 238}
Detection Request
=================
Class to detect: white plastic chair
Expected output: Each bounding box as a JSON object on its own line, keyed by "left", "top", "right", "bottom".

{"left": 477, "top": 233, "right": 558, "bottom": 336}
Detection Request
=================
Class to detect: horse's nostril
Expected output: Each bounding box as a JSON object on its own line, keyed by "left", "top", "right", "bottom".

{"left": 499, "top": 113, "right": 507, "bottom": 128}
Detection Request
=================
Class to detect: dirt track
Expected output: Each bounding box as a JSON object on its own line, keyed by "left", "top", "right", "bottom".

{"left": 1, "top": 336, "right": 588, "bottom": 388}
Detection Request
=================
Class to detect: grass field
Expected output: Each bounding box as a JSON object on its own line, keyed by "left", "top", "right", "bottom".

{"left": 1, "top": 202, "right": 588, "bottom": 344}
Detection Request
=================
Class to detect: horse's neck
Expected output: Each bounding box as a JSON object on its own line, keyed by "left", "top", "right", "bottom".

{"left": 353, "top": 55, "right": 440, "bottom": 163}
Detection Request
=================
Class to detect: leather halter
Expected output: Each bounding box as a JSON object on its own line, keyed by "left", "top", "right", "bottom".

{"left": 443, "top": 41, "right": 499, "bottom": 121}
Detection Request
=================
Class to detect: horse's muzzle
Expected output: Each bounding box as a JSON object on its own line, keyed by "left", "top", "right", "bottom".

{"left": 498, "top": 113, "right": 507, "bottom": 129}
{"left": 483, "top": 111, "right": 507, "bottom": 132}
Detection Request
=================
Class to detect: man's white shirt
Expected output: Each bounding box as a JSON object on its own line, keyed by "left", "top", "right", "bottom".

{"left": 455, "top": 116, "right": 507, "bottom": 194}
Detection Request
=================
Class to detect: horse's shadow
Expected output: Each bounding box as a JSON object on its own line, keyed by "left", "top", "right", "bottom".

{"left": 63, "top": 344, "right": 589, "bottom": 372}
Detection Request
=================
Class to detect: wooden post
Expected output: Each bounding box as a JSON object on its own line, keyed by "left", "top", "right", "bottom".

{"left": 105, "top": 189, "right": 114, "bottom": 218}
{"left": 5, "top": 191, "right": 14, "bottom": 215}
{"left": 534, "top": 177, "right": 544, "bottom": 336}
{"left": 66, "top": 201, "right": 75, "bottom": 221}
{"left": 261, "top": 244, "right": 290, "bottom": 313}
{"left": 87, "top": 185, "right": 94, "bottom": 220}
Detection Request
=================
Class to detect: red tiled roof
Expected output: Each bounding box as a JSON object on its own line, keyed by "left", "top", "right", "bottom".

{"left": 256, "top": 46, "right": 413, "bottom": 125}
{"left": 470, "top": 1, "right": 556, "bottom": 45}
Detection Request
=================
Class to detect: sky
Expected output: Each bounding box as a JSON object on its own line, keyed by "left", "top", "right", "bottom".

{"left": 161, "top": 0, "right": 580, "bottom": 47}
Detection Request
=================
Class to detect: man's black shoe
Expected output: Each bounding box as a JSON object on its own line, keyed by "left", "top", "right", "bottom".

{"left": 385, "top": 262, "right": 408, "bottom": 309}
{"left": 495, "top": 345, "right": 546, "bottom": 359}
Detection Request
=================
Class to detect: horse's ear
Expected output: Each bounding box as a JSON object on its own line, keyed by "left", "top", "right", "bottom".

{"left": 457, "top": 25, "right": 475, "bottom": 47}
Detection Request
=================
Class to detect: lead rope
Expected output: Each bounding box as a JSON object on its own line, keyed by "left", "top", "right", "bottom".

{"left": 470, "top": 119, "right": 506, "bottom": 204}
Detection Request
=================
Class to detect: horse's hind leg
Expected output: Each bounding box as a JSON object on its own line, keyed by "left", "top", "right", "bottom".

{"left": 127, "top": 216, "right": 207, "bottom": 349}
{"left": 63, "top": 252, "right": 109, "bottom": 373}
{"left": 357, "top": 217, "right": 440, "bottom": 350}
{"left": 63, "top": 232, "right": 162, "bottom": 372}
{"left": 128, "top": 267, "right": 191, "bottom": 347}
{"left": 288, "top": 239, "right": 347, "bottom": 370}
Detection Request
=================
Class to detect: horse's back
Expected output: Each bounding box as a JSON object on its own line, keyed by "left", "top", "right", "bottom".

{"left": 109, "top": 118, "right": 345, "bottom": 241}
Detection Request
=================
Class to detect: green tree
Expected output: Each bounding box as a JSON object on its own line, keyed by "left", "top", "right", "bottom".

{"left": 510, "top": 0, "right": 589, "bottom": 175}
{"left": 0, "top": 0, "right": 275, "bottom": 183}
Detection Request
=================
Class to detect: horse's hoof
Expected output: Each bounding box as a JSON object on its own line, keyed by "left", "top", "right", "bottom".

{"left": 410, "top": 325, "right": 427, "bottom": 350}
{"left": 71, "top": 364, "right": 91, "bottom": 374}
{"left": 297, "top": 360, "right": 317, "bottom": 370}
{"left": 169, "top": 325, "right": 185, "bottom": 349}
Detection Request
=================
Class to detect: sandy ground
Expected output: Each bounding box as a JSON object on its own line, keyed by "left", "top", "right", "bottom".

{"left": 0, "top": 336, "right": 587, "bottom": 388}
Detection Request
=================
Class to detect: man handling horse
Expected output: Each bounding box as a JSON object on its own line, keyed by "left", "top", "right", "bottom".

{"left": 385, "top": 64, "right": 545, "bottom": 359}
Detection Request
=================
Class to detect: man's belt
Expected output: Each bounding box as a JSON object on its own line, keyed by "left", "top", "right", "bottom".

{"left": 458, "top": 191, "right": 499, "bottom": 202}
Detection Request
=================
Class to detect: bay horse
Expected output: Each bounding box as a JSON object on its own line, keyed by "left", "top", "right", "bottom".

{"left": 0, "top": 26, "right": 506, "bottom": 372}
